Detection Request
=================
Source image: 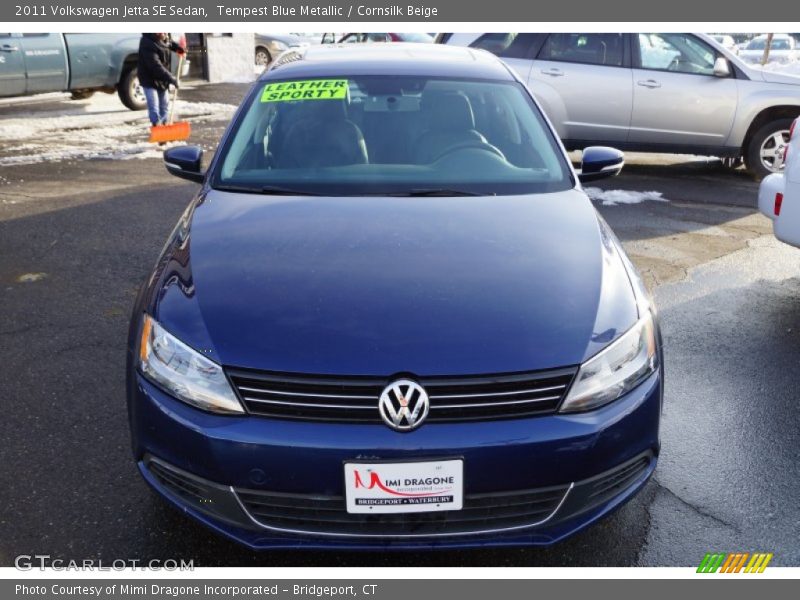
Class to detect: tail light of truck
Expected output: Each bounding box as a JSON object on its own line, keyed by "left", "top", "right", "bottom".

{"left": 775, "top": 192, "right": 784, "bottom": 216}
{"left": 178, "top": 34, "right": 187, "bottom": 50}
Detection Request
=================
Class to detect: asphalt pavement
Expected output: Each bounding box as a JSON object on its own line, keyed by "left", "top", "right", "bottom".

{"left": 1, "top": 83, "right": 798, "bottom": 567}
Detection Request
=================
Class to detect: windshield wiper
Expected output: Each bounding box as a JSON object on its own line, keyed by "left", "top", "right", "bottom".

{"left": 260, "top": 185, "right": 323, "bottom": 196}
{"left": 213, "top": 184, "right": 322, "bottom": 196}
{"left": 389, "top": 188, "right": 490, "bottom": 197}
{"left": 214, "top": 185, "right": 489, "bottom": 197}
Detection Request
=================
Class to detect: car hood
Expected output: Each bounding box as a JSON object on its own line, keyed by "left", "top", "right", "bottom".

{"left": 152, "top": 189, "right": 638, "bottom": 376}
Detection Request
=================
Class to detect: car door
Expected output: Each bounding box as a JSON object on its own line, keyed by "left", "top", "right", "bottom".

{"left": 0, "top": 33, "right": 26, "bottom": 96}
{"left": 527, "top": 33, "right": 633, "bottom": 143}
{"left": 19, "top": 33, "right": 68, "bottom": 93}
{"left": 629, "top": 33, "right": 738, "bottom": 148}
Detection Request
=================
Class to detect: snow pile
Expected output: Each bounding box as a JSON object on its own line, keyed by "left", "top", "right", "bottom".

{"left": 0, "top": 93, "right": 236, "bottom": 166}
{"left": 758, "top": 61, "right": 800, "bottom": 76}
{"left": 584, "top": 187, "right": 668, "bottom": 206}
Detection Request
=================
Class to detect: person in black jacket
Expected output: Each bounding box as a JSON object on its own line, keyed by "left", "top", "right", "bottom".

{"left": 138, "top": 33, "right": 185, "bottom": 126}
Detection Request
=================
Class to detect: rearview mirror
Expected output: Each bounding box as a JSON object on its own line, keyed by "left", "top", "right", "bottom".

{"left": 713, "top": 57, "right": 731, "bottom": 77}
{"left": 164, "top": 146, "right": 205, "bottom": 183}
{"left": 578, "top": 147, "right": 624, "bottom": 183}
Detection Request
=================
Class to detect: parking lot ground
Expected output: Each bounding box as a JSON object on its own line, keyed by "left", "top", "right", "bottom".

{"left": 1, "top": 84, "right": 798, "bottom": 566}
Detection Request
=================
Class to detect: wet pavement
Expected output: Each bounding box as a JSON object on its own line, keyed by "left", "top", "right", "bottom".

{"left": 1, "top": 83, "right": 798, "bottom": 567}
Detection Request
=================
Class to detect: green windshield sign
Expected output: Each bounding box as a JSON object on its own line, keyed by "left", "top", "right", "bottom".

{"left": 260, "top": 79, "right": 349, "bottom": 102}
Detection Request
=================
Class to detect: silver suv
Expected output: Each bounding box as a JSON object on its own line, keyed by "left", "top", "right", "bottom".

{"left": 438, "top": 33, "right": 800, "bottom": 179}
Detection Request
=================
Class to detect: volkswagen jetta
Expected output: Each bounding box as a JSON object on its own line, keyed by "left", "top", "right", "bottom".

{"left": 127, "top": 43, "right": 663, "bottom": 549}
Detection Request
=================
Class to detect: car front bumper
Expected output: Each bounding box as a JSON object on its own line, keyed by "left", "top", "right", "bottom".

{"left": 129, "top": 370, "right": 661, "bottom": 549}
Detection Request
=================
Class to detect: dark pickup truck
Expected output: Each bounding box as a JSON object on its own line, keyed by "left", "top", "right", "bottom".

{"left": 0, "top": 33, "right": 186, "bottom": 110}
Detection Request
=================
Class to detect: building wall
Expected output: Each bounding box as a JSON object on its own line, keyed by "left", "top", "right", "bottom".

{"left": 205, "top": 33, "right": 255, "bottom": 83}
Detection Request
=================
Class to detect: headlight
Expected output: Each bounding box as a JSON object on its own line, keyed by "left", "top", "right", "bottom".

{"left": 273, "top": 41, "right": 288, "bottom": 51}
{"left": 139, "top": 315, "right": 244, "bottom": 414}
{"left": 560, "top": 312, "right": 658, "bottom": 413}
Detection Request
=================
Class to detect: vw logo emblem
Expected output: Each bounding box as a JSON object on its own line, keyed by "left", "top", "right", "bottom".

{"left": 378, "top": 379, "right": 429, "bottom": 431}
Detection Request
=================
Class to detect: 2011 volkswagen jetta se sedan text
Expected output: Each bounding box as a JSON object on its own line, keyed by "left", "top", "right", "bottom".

{"left": 127, "top": 44, "right": 663, "bottom": 549}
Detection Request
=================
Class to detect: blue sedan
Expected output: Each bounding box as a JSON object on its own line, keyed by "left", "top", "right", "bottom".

{"left": 127, "top": 43, "right": 663, "bottom": 549}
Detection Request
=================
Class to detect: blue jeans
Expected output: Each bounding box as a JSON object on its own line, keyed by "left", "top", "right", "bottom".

{"left": 143, "top": 87, "right": 169, "bottom": 126}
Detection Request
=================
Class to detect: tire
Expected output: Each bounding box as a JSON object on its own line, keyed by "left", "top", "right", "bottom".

{"left": 745, "top": 118, "right": 794, "bottom": 180}
{"left": 118, "top": 67, "right": 147, "bottom": 111}
{"left": 255, "top": 47, "right": 271, "bottom": 67}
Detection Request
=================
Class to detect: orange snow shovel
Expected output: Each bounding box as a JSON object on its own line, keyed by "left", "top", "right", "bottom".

{"left": 148, "top": 54, "right": 191, "bottom": 144}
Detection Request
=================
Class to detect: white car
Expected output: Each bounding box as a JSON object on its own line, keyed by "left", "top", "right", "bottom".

{"left": 759, "top": 118, "right": 800, "bottom": 246}
{"left": 739, "top": 34, "right": 798, "bottom": 65}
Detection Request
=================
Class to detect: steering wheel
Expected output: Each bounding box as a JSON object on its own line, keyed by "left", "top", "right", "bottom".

{"left": 432, "top": 140, "right": 506, "bottom": 162}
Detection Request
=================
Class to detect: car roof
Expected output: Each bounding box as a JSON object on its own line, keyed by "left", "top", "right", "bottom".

{"left": 259, "top": 43, "right": 515, "bottom": 81}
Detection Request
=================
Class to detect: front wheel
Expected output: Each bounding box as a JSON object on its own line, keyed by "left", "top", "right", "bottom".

{"left": 745, "top": 118, "right": 793, "bottom": 180}
{"left": 118, "top": 68, "right": 147, "bottom": 111}
{"left": 255, "top": 47, "right": 271, "bottom": 67}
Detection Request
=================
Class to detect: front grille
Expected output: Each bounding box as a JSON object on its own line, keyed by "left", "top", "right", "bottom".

{"left": 235, "top": 484, "right": 569, "bottom": 537}
{"left": 227, "top": 368, "right": 577, "bottom": 423}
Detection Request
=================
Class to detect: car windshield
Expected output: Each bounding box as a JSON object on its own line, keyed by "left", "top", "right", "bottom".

{"left": 214, "top": 75, "right": 573, "bottom": 196}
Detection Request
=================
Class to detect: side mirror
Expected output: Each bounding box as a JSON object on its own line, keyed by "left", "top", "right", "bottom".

{"left": 578, "top": 146, "right": 624, "bottom": 183}
{"left": 713, "top": 56, "right": 731, "bottom": 77}
{"left": 164, "top": 146, "right": 205, "bottom": 183}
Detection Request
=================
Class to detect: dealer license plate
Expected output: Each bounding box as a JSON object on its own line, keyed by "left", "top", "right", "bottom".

{"left": 344, "top": 459, "right": 463, "bottom": 514}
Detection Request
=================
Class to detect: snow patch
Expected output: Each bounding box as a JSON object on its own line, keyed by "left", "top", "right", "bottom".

{"left": 0, "top": 93, "right": 236, "bottom": 167}
{"left": 758, "top": 61, "right": 800, "bottom": 76}
{"left": 584, "top": 187, "right": 669, "bottom": 206}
